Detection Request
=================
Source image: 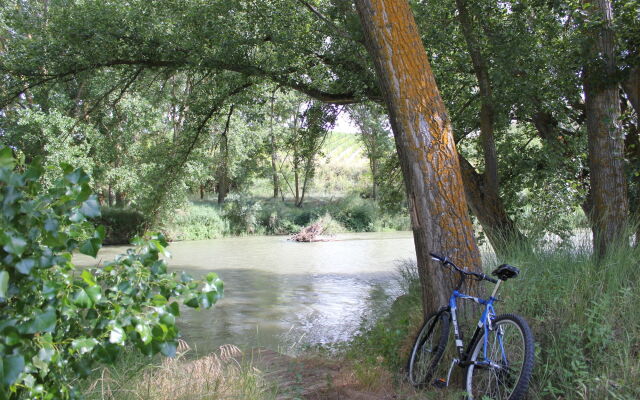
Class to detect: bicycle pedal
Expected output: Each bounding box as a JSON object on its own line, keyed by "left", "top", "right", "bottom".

{"left": 432, "top": 378, "right": 447, "bottom": 388}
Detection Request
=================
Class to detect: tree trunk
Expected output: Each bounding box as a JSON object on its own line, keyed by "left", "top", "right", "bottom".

{"left": 355, "top": 0, "right": 483, "bottom": 315}
{"left": 270, "top": 88, "right": 280, "bottom": 198}
{"left": 622, "top": 66, "right": 639, "bottom": 114}
{"left": 108, "top": 184, "right": 113, "bottom": 207}
{"left": 115, "top": 191, "right": 126, "bottom": 207}
{"left": 459, "top": 156, "right": 528, "bottom": 252}
{"left": 371, "top": 157, "right": 378, "bottom": 200}
{"left": 294, "top": 157, "right": 300, "bottom": 206}
{"left": 582, "top": 0, "right": 629, "bottom": 257}
{"left": 454, "top": 0, "right": 526, "bottom": 252}
{"left": 217, "top": 105, "right": 235, "bottom": 204}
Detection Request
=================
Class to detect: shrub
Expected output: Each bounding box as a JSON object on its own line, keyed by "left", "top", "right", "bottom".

{"left": 95, "top": 207, "right": 146, "bottom": 244}
{"left": 167, "top": 203, "right": 228, "bottom": 240}
{"left": 223, "top": 195, "right": 263, "bottom": 235}
{"left": 0, "top": 149, "right": 223, "bottom": 398}
{"left": 331, "top": 195, "right": 378, "bottom": 232}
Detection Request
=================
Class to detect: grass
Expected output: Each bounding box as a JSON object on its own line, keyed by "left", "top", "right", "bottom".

{"left": 338, "top": 239, "right": 640, "bottom": 399}
{"left": 81, "top": 341, "right": 277, "bottom": 400}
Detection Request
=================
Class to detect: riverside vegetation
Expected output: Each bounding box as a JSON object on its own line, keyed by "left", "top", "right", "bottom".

{"left": 341, "top": 238, "right": 640, "bottom": 399}
{"left": 1, "top": 0, "right": 639, "bottom": 398}
{"left": 0, "top": 150, "right": 223, "bottom": 398}
{"left": 75, "top": 235, "right": 640, "bottom": 400}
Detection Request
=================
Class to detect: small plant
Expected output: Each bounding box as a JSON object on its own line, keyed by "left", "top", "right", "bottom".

{"left": 0, "top": 148, "right": 223, "bottom": 398}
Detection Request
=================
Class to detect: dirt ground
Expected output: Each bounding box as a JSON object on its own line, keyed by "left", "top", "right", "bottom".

{"left": 253, "top": 348, "right": 399, "bottom": 400}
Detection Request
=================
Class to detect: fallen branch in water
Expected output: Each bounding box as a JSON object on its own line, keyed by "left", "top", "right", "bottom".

{"left": 290, "top": 221, "right": 332, "bottom": 242}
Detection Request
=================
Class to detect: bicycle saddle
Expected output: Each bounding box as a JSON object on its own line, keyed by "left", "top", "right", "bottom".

{"left": 491, "top": 264, "right": 520, "bottom": 281}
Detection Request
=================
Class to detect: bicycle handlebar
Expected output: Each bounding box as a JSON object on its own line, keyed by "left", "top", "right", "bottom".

{"left": 429, "top": 252, "right": 499, "bottom": 284}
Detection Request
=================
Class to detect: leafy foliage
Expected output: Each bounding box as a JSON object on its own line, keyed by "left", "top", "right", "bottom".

{"left": 0, "top": 149, "right": 223, "bottom": 398}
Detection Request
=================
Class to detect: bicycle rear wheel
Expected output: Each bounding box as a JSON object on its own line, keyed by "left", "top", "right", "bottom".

{"left": 407, "top": 310, "right": 450, "bottom": 387}
{"left": 465, "top": 314, "right": 534, "bottom": 400}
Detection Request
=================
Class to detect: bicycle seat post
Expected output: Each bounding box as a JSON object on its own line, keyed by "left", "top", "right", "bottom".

{"left": 489, "top": 279, "right": 503, "bottom": 300}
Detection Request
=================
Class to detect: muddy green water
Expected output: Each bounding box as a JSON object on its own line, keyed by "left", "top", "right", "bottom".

{"left": 74, "top": 232, "right": 416, "bottom": 355}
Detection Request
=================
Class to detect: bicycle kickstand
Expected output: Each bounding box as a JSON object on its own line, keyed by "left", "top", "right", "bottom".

{"left": 434, "top": 358, "right": 459, "bottom": 388}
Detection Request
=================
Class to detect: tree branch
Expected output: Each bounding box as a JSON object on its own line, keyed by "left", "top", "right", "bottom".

{"left": 296, "top": 0, "right": 363, "bottom": 44}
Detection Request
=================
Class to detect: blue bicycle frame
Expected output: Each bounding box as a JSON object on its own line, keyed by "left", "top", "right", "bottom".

{"left": 447, "top": 279, "right": 504, "bottom": 369}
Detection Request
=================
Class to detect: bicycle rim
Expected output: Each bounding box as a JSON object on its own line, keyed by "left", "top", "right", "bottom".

{"left": 408, "top": 312, "right": 448, "bottom": 386}
{"left": 466, "top": 318, "right": 526, "bottom": 399}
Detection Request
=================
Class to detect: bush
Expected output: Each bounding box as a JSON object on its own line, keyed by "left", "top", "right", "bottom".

{"left": 95, "top": 207, "right": 146, "bottom": 244}
{"left": 330, "top": 195, "right": 378, "bottom": 232}
{"left": 0, "top": 149, "right": 223, "bottom": 398}
{"left": 167, "top": 203, "right": 228, "bottom": 240}
{"left": 223, "top": 195, "right": 263, "bottom": 235}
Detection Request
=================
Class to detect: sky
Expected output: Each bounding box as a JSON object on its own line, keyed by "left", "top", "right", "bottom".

{"left": 332, "top": 109, "right": 359, "bottom": 134}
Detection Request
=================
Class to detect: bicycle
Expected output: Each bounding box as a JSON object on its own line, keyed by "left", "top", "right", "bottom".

{"left": 407, "top": 253, "right": 534, "bottom": 400}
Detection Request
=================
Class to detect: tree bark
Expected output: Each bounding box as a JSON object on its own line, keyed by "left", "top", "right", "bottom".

{"left": 217, "top": 105, "right": 235, "bottom": 204}
{"left": 622, "top": 66, "right": 639, "bottom": 114}
{"left": 270, "top": 87, "right": 280, "bottom": 199}
{"left": 371, "top": 157, "right": 379, "bottom": 200}
{"left": 582, "top": 0, "right": 629, "bottom": 257}
{"left": 355, "top": 0, "right": 483, "bottom": 315}
{"left": 459, "top": 155, "right": 528, "bottom": 251}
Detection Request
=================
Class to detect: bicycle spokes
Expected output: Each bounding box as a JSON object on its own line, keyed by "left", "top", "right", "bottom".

{"left": 468, "top": 318, "right": 528, "bottom": 399}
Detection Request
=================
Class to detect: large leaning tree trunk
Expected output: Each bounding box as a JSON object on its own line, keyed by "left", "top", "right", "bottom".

{"left": 455, "top": 0, "right": 527, "bottom": 253}
{"left": 355, "top": 0, "right": 483, "bottom": 315}
{"left": 582, "top": 0, "right": 629, "bottom": 257}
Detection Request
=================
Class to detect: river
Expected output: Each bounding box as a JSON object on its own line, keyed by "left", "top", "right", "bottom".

{"left": 74, "top": 232, "right": 416, "bottom": 355}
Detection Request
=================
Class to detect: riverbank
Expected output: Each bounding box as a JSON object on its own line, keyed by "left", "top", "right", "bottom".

{"left": 338, "top": 241, "right": 640, "bottom": 399}
{"left": 164, "top": 196, "right": 410, "bottom": 241}
{"left": 97, "top": 195, "right": 410, "bottom": 245}
{"left": 78, "top": 240, "right": 639, "bottom": 399}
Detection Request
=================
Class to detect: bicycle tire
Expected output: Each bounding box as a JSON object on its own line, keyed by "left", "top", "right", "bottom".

{"left": 407, "top": 310, "right": 450, "bottom": 387}
{"left": 465, "top": 313, "right": 534, "bottom": 400}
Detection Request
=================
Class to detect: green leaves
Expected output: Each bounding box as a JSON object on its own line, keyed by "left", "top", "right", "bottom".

{"left": 109, "top": 325, "right": 125, "bottom": 345}
{"left": 135, "top": 323, "right": 152, "bottom": 344}
{"left": 0, "top": 149, "right": 222, "bottom": 397}
{"left": 0, "top": 271, "right": 9, "bottom": 300}
{"left": 79, "top": 238, "right": 101, "bottom": 257}
{"left": 2, "top": 355, "right": 25, "bottom": 386}
{"left": 80, "top": 197, "right": 101, "bottom": 218}
{"left": 72, "top": 288, "right": 93, "bottom": 308}
{"left": 0, "top": 147, "right": 15, "bottom": 169}
{"left": 22, "top": 308, "right": 57, "bottom": 334}
{"left": 71, "top": 338, "right": 98, "bottom": 354}
{"left": 15, "top": 258, "right": 36, "bottom": 275}
{"left": 2, "top": 234, "right": 27, "bottom": 257}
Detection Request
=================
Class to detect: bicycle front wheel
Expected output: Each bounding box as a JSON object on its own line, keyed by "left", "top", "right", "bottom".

{"left": 465, "top": 314, "right": 534, "bottom": 400}
{"left": 407, "top": 310, "right": 450, "bottom": 387}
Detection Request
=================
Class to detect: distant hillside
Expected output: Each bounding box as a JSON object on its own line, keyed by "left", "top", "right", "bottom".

{"left": 313, "top": 132, "right": 369, "bottom": 197}
{"left": 321, "top": 132, "right": 367, "bottom": 169}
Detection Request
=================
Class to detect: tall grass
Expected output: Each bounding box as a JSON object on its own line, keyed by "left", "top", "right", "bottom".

{"left": 497, "top": 240, "right": 640, "bottom": 399}
{"left": 342, "top": 240, "right": 640, "bottom": 399}
{"left": 81, "top": 341, "right": 276, "bottom": 400}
